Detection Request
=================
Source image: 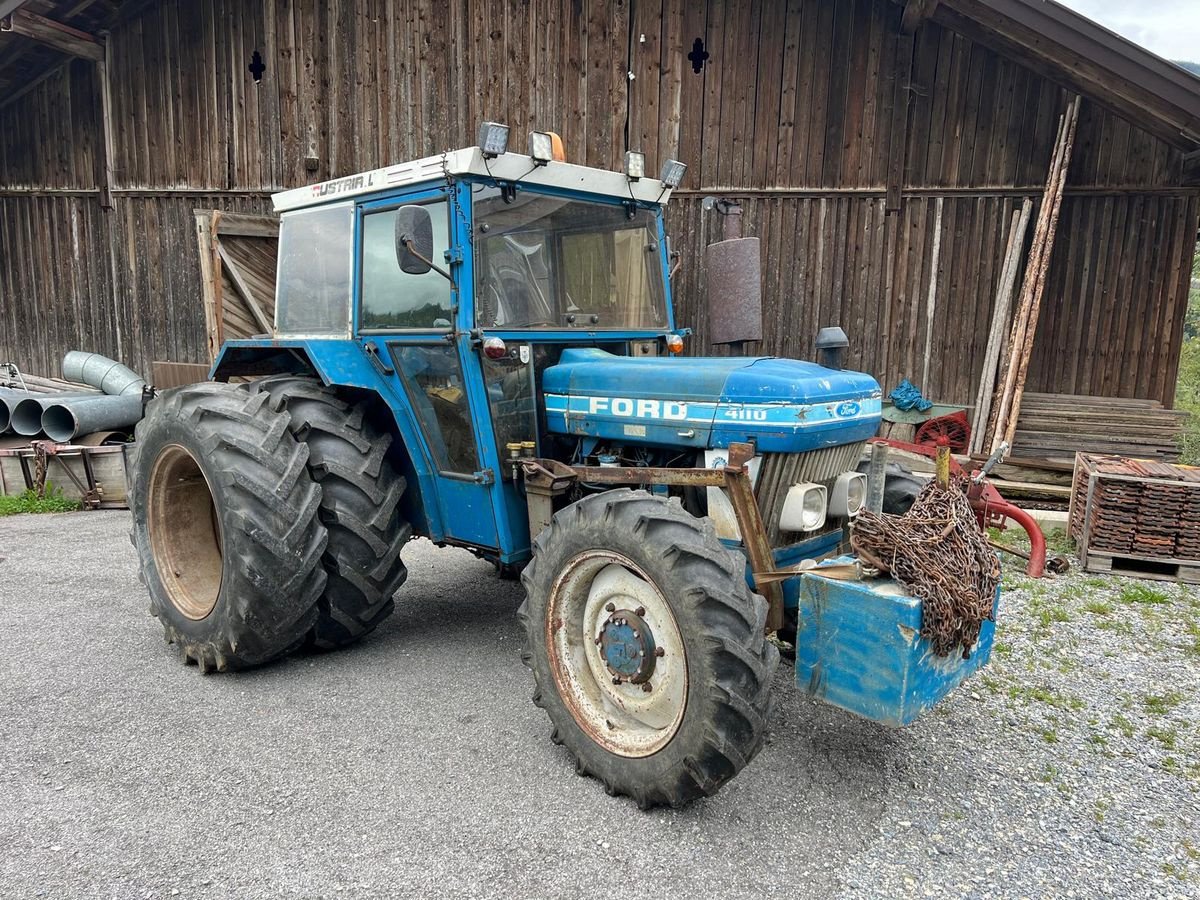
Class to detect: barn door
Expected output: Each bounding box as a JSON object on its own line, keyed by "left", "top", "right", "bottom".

{"left": 194, "top": 211, "right": 280, "bottom": 362}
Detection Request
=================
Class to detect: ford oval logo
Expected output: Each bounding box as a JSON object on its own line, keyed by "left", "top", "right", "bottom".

{"left": 835, "top": 401, "right": 861, "bottom": 418}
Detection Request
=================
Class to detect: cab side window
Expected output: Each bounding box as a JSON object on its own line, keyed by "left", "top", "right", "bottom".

{"left": 360, "top": 200, "right": 452, "bottom": 330}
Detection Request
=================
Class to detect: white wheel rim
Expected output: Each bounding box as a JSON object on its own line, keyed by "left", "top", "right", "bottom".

{"left": 546, "top": 551, "right": 688, "bottom": 758}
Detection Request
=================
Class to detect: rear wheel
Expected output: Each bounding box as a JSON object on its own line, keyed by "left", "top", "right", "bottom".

{"left": 251, "top": 376, "right": 411, "bottom": 649}
{"left": 519, "top": 489, "right": 778, "bottom": 808}
{"left": 128, "top": 383, "right": 326, "bottom": 671}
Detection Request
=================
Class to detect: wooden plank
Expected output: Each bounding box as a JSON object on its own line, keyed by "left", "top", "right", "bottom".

{"left": 213, "top": 211, "right": 279, "bottom": 238}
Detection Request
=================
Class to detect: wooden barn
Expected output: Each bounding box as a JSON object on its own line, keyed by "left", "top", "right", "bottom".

{"left": 1, "top": 0, "right": 1199, "bottom": 423}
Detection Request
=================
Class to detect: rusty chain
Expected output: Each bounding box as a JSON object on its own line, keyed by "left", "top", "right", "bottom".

{"left": 850, "top": 475, "right": 1000, "bottom": 659}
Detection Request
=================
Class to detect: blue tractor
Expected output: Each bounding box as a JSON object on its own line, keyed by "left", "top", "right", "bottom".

{"left": 129, "top": 125, "right": 994, "bottom": 808}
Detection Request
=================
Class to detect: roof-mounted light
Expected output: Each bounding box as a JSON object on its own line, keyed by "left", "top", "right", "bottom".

{"left": 478, "top": 121, "right": 510, "bottom": 158}
{"left": 623, "top": 151, "right": 646, "bottom": 181}
{"left": 528, "top": 131, "right": 565, "bottom": 165}
{"left": 659, "top": 159, "right": 687, "bottom": 188}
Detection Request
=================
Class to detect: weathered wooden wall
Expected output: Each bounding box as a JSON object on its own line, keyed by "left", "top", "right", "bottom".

{"left": 1, "top": 0, "right": 1197, "bottom": 405}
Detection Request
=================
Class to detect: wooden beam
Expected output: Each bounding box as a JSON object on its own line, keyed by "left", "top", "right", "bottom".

{"left": 900, "top": 0, "right": 939, "bottom": 35}
{"left": 0, "top": 8, "right": 103, "bottom": 61}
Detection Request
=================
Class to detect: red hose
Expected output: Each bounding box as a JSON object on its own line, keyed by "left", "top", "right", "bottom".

{"left": 975, "top": 496, "right": 1046, "bottom": 578}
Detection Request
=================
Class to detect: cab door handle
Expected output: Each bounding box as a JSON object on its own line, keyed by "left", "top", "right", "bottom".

{"left": 364, "top": 341, "right": 394, "bottom": 375}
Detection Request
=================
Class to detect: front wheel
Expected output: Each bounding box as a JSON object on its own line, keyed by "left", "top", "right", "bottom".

{"left": 518, "top": 489, "right": 778, "bottom": 808}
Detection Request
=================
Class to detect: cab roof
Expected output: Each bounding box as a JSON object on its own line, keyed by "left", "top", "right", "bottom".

{"left": 271, "top": 147, "right": 678, "bottom": 213}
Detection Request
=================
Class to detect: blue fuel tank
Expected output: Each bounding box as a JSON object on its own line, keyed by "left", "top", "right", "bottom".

{"left": 542, "top": 348, "right": 882, "bottom": 452}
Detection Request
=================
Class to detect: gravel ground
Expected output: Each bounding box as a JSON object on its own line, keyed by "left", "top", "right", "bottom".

{"left": 0, "top": 510, "right": 1197, "bottom": 899}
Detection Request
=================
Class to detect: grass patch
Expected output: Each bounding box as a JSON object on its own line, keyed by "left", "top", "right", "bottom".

{"left": 1033, "top": 603, "right": 1071, "bottom": 627}
{"left": 1112, "top": 714, "right": 1135, "bottom": 738}
{"left": 1007, "top": 683, "right": 1084, "bottom": 711}
{"left": 1096, "top": 618, "right": 1134, "bottom": 635}
{"left": 1043, "top": 528, "right": 1073, "bottom": 556}
{"left": 1162, "top": 862, "right": 1185, "bottom": 881}
{"left": 1143, "top": 692, "right": 1184, "bottom": 715}
{"left": 1185, "top": 621, "right": 1200, "bottom": 659}
{"left": 1083, "top": 599, "right": 1114, "bottom": 616}
{"left": 1147, "top": 725, "right": 1179, "bottom": 751}
{"left": 0, "top": 487, "right": 81, "bottom": 516}
{"left": 1119, "top": 584, "right": 1170, "bottom": 606}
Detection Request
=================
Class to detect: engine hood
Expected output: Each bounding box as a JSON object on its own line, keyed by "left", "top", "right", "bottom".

{"left": 542, "top": 349, "right": 882, "bottom": 452}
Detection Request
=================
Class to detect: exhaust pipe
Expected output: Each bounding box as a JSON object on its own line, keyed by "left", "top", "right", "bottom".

{"left": 61, "top": 351, "right": 146, "bottom": 396}
{"left": 41, "top": 394, "right": 145, "bottom": 443}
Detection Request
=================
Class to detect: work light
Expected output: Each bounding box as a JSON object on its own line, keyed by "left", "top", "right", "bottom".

{"left": 528, "top": 131, "right": 561, "bottom": 165}
{"left": 478, "top": 121, "right": 510, "bottom": 158}
{"left": 779, "top": 483, "right": 827, "bottom": 532}
{"left": 659, "top": 159, "right": 687, "bottom": 188}
{"left": 624, "top": 151, "right": 646, "bottom": 181}
{"left": 830, "top": 471, "right": 867, "bottom": 518}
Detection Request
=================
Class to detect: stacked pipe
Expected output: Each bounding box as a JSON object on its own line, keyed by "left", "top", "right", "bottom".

{"left": 41, "top": 353, "right": 147, "bottom": 442}
{"left": 0, "top": 353, "right": 147, "bottom": 442}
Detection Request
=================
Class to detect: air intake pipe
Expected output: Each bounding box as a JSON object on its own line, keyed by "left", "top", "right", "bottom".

{"left": 61, "top": 351, "right": 146, "bottom": 397}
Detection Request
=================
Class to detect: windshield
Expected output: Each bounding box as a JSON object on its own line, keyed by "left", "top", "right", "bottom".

{"left": 472, "top": 187, "right": 669, "bottom": 330}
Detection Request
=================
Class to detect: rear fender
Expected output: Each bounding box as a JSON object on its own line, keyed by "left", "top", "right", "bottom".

{"left": 211, "top": 338, "right": 442, "bottom": 540}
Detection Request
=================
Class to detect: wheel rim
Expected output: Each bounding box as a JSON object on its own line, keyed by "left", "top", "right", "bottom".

{"left": 546, "top": 551, "right": 688, "bottom": 758}
{"left": 147, "top": 443, "right": 223, "bottom": 620}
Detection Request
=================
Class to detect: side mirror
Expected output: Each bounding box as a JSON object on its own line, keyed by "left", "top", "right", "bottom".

{"left": 394, "top": 205, "right": 434, "bottom": 275}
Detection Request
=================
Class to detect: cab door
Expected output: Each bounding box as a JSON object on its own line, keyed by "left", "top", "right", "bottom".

{"left": 355, "top": 190, "right": 500, "bottom": 550}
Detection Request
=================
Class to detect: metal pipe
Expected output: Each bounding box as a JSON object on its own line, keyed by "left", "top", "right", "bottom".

{"left": 10, "top": 395, "right": 64, "bottom": 436}
{"left": 41, "top": 393, "right": 145, "bottom": 443}
{"left": 865, "top": 441, "right": 889, "bottom": 514}
{"left": 61, "top": 350, "right": 146, "bottom": 396}
{"left": 0, "top": 386, "right": 33, "bottom": 433}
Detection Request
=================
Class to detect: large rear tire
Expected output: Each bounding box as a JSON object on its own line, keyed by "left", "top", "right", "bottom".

{"left": 128, "top": 383, "right": 327, "bottom": 671}
{"left": 518, "top": 489, "right": 778, "bottom": 808}
{"left": 250, "top": 376, "right": 410, "bottom": 649}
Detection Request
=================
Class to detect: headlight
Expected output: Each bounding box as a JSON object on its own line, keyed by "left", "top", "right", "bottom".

{"left": 779, "top": 482, "right": 827, "bottom": 532}
{"left": 830, "top": 471, "right": 867, "bottom": 518}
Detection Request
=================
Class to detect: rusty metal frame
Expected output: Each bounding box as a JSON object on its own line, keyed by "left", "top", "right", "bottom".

{"left": 518, "top": 441, "right": 786, "bottom": 631}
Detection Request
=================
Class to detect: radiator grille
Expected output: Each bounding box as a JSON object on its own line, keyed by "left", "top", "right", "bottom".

{"left": 756, "top": 442, "right": 866, "bottom": 544}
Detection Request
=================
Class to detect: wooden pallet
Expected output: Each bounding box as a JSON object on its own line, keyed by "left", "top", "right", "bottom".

{"left": 1084, "top": 552, "right": 1200, "bottom": 585}
{"left": 1070, "top": 453, "right": 1200, "bottom": 583}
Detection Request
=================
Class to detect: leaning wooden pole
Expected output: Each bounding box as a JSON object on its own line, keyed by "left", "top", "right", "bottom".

{"left": 1001, "top": 95, "right": 1082, "bottom": 451}
{"left": 970, "top": 199, "right": 1032, "bottom": 454}
{"left": 987, "top": 97, "right": 1080, "bottom": 454}
{"left": 987, "top": 117, "right": 1064, "bottom": 452}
